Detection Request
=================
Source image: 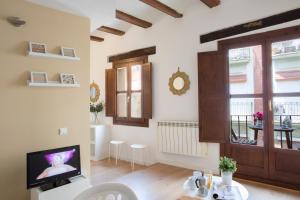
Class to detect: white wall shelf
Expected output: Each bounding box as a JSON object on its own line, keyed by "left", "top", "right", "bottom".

{"left": 27, "top": 51, "right": 80, "bottom": 61}
{"left": 27, "top": 80, "right": 80, "bottom": 88}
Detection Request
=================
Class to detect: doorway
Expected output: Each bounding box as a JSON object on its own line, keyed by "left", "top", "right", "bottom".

{"left": 220, "top": 27, "right": 300, "bottom": 189}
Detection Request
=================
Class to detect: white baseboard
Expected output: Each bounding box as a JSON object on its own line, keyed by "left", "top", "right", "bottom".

{"left": 158, "top": 157, "right": 219, "bottom": 174}
{"left": 97, "top": 156, "right": 156, "bottom": 167}
{"left": 158, "top": 158, "right": 200, "bottom": 171}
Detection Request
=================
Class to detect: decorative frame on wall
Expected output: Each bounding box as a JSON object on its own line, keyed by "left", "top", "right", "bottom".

{"left": 29, "top": 42, "right": 47, "bottom": 54}
{"left": 90, "top": 81, "right": 100, "bottom": 103}
{"left": 30, "top": 72, "right": 48, "bottom": 83}
{"left": 61, "top": 47, "right": 76, "bottom": 57}
{"left": 60, "top": 73, "right": 76, "bottom": 84}
{"left": 168, "top": 68, "right": 190, "bottom": 96}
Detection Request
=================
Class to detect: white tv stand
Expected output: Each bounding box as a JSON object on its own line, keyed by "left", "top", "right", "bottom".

{"left": 30, "top": 176, "right": 91, "bottom": 200}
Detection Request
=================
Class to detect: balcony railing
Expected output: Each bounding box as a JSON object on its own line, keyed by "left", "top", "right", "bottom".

{"left": 231, "top": 114, "right": 300, "bottom": 142}
{"left": 272, "top": 39, "right": 300, "bottom": 56}
{"left": 231, "top": 102, "right": 300, "bottom": 122}
{"left": 229, "top": 48, "right": 250, "bottom": 61}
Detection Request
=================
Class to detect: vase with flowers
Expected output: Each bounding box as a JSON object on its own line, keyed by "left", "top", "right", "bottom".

{"left": 253, "top": 112, "right": 263, "bottom": 126}
{"left": 90, "top": 101, "right": 104, "bottom": 124}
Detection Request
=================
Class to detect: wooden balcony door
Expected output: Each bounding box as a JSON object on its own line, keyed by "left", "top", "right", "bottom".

{"left": 219, "top": 27, "right": 300, "bottom": 189}
{"left": 223, "top": 41, "right": 270, "bottom": 180}
{"left": 267, "top": 35, "right": 300, "bottom": 188}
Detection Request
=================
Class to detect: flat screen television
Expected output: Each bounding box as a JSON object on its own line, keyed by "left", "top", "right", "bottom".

{"left": 27, "top": 145, "right": 81, "bottom": 190}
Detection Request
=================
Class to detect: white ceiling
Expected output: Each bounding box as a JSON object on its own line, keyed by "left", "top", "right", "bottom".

{"left": 26, "top": 0, "right": 197, "bottom": 37}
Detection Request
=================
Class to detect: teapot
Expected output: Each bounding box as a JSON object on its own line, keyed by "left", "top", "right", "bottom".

{"left": 195, "top": 171, "right": 208, "bottom": 197}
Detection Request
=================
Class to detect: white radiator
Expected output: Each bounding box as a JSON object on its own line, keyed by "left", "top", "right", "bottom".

{"left": 157, "top": 120, "right": 208, "bottom": 157}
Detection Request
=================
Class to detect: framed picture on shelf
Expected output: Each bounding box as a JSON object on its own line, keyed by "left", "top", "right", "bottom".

{"left": 61, "top": 47, "right": 76, "bottom": 57}
{"left": 60, "top": 73, "right": 76, "bottom": 84}
{"left": 31, "top": 72, "right": 48, "bottom": 83}
{"left": 28, "top": 42, "right": 47, "bottom": 53}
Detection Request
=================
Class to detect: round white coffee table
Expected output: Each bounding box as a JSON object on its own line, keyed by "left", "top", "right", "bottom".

{"left": 183, "top": 176, "right": 248, "bottom": 200}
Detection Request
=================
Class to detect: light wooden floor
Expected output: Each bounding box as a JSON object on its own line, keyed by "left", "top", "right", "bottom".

{"left": 91, "top": 159, "right": 300, "bottom": 200}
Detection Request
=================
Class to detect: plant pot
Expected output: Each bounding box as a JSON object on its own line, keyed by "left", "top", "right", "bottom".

{"left": 256, "top": 120, "right": 263, "bottom": 126}
{"left": 91, "top": 112, "right": 99, "bottom": 124}
{"left": 221, "top": 171, "right": 233, "bottom": 186}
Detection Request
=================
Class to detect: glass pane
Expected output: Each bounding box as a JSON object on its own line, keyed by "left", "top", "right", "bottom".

{"left": 273, "top": 97, "right": 300, "bottom": 150}
{"left": 229, "top": 46, "right": 263, "bottom": 95}
{"left": 117, "top": 93, "right": 127, "bottom": 117}
{"left": 230, "top": 98, "right": 264, "bottom": 147}
{"left": 272, "top": 38, "right": 300, "bottom": 93}
{"left": 131, "top": 65, "right": 142, "bottom": 90}
{"left": 117, "top": 67, "right": 127, "bottom": 91}
{"left": 131, "top": 92, "right": 142, "bottom": 118}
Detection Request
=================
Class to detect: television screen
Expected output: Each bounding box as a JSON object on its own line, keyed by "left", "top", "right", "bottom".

{"left": 27, "top": 145, "right": 81, "bottom": 189}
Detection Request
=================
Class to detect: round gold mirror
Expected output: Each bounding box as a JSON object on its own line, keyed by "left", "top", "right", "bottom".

{"left": 168, "top": 68, "right": 190, "bottom": 96}
{"left": 90, "top": 81, "right": 100, "bottom": 103}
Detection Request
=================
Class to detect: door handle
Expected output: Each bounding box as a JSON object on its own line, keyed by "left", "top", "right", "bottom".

{"left": 127, "top": 96, "right": 130, "bottom": 103}
{"left": 268, "top": 100, "right": 272, "bottom": 112}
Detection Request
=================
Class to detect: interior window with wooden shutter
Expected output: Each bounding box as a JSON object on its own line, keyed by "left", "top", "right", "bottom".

{"left": 105, "top": 57, "right": 152, "bottom": 127}
{"left": 198, "top": 51, "right": 227, "bottom": 143}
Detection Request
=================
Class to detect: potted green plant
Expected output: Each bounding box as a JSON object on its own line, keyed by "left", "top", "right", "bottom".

{"left": 90, "top": 101, "right": 104, "bottom": 124}
{"left": 219, "top": 156, "right": 237, "bottom": 185}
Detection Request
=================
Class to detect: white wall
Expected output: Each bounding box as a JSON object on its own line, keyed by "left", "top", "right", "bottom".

{"left": 91, "top": 0, "right": 300, "bottom": 173}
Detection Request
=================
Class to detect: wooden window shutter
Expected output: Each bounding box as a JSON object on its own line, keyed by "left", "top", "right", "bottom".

{"left": 142, "top": 62, "right": 152, "bottom": 119}
{"left": 105, "top": 68, "right": 116, "bottom": 117}
{"left": 198, "top": 51, "right": 227, "bottom": 143}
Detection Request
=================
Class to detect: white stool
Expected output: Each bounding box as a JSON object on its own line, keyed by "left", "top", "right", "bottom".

{"left": 109, "top": 140, "right": 125, "bottom": 165}
{"left": 130, "top": 144, "right": 147, "bottom": 170}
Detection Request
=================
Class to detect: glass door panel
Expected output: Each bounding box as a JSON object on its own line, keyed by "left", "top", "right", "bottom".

{"left": 229, "top": 46, "right": 263, "bottom": 95}
{"left": 230, "top": 98, "right": 264, "bottom": 146}
{"left": 229, "top": 45, "right": 264, "bottom": 147}
{"left": 273, "top": 97, "right": 300, "bottom": 150}
{"left": 271, "top": 38, "right": 300, "bottom": 150}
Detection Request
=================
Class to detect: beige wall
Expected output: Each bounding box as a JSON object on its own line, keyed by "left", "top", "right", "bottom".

{"left": 0, "top": 0, "right": 90, "bottom": 199}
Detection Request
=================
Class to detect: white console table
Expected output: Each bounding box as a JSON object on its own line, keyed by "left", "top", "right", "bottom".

{"left": 90, "top": 124, "right": 110, "bottom": 161}
{"left": 30, "top": 176, "right": 91, "bottom": 200}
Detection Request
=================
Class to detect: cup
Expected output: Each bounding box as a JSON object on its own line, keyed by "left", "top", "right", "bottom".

{"left": 205, "top": 170, "right": 213, "bottom": 189}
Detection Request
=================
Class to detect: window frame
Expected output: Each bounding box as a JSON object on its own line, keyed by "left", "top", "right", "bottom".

{"left": 112, "top": 56, "right": 149, "bottom": 127}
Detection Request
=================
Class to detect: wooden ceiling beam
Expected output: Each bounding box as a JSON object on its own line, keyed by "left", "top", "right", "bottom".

{"left": 200, "top": 8, "right": 300, "bottom": 43}
{"left": 140, "top": 0, "right": 183, "bottom": 18}
{"left": 97, "top": 26, "right": 125, "bottom": 36}
{"left": 200, "top": 0, "right": 220, "bottom": 8}
{"left": 90, "top": 36, "right": 104, "bottom": 42}
{"left": 108, "top": 46, "right": 156, "bottom": 62}
{"left": 116, "top": 10, "right": 152, "bottom": 28}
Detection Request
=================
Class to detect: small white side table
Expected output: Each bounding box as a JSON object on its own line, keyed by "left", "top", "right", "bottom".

{"left": 108, "top": 140, "right": 125, "bottom": 165}
{"left": 183, "top": 176, "right": 248, "bottom": 200}
{"left": 130, "top": 144, "right": 147, "bottom": 170}
{"left": 30, "top": 176, "right": 91, "bottom": 200}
